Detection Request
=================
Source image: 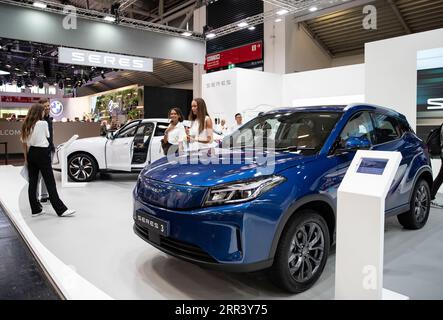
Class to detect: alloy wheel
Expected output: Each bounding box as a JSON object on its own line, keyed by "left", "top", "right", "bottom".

{"left": 69, "top": 156, "right": 94, "bottom": 181}
{"left": 414, "top": 184, "right": 429, "bottom": 223}
{"left": 288, "top": 222, "right": 325, "bottom": 283}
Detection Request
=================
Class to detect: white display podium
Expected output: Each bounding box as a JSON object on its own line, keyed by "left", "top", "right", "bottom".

{"left": 335, "top": 150, "right": 408, "bottom": 300}
{"left": 61, "top": 135, "right": 87, "bottom": 188}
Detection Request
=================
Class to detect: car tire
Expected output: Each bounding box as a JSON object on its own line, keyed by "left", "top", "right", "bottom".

{"left": 269, "top": 209, "right": 330, "bottom": 293}
{"left": 67, "top": 153, "right": 98, "bottom": 182}
{"left": 397, "top": 179, "right": 430, "bottom": 230}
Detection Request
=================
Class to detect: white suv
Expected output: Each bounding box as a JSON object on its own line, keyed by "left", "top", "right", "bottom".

{"left": 53, "top": 119, "right": 173, "bottom": 182}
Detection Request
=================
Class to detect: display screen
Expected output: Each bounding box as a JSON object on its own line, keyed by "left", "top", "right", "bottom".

{"left": 357, "top": 158, "right": 388, "bottom": 175}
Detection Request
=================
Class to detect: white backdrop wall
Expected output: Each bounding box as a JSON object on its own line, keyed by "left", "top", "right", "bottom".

{"left": 365, "top": 28, "right": 443, "bottom": 131}
{"left": 202, "top": 69, "right": 282, "bottom": 127}
{"left": 365, "top": 27, "right": 443, "bottom": 189}
{"left": 282, "top": 64, "right": 365, "bottom": 106}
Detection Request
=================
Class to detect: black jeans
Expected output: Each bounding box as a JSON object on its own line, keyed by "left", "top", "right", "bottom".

{"left": 431, "top": 158, "right": 443, "bottom": 200}
{"left": 28, "top": 146, "right": 67, "bottom": 215}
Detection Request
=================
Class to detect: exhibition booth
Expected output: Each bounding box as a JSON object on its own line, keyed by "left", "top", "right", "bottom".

{"left": 1, "top": 23, "right": 443, "bottom": 299}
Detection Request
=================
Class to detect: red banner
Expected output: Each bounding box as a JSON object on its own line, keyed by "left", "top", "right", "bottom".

{"left": 1, "top": 96, "right": 42, "bottom": 103}
{"left": 205, "top": 41, "right": 263, "bottom": 71}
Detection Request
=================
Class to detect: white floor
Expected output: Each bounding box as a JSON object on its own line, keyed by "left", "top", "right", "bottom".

{"left": 1, "top": 165, "right": 443, "bottom": 299}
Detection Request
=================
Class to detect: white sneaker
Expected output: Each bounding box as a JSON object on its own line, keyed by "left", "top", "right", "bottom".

{"left": 32, "top": 210, "right": 47, "bottom": 217}
{"left": 59, "top": 209, "right": 76, "bottom": 217}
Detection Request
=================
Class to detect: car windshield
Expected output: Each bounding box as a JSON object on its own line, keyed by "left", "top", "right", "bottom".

{"left": 222, "top": 111, "right": 342, "bottom": 155}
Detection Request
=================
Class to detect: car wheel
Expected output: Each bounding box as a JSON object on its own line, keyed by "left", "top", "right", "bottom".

{"left": 68, "top": 153, "right": 98, "bottom": 182}
{"left": 270, "top": 209, "right": 330, "bottom": 293}
{"left": 397, "top": 179, "right": 430, "bottom": 230}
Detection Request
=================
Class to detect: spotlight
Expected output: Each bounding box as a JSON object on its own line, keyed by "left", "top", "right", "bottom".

{"left": 275, "top": 18, "right": 282, "bottom": 23}
{"left": 277, "top": 9, "right": 289, "bottom": 15}
{"left": 248, "top": 26, "right": 256, "bottom": 31}
{"left": 181, "top": 31, "right": 192, "bottom": 37}
{"left": 309, "top": 6, "right": 318, "bottom": 12}
{"left": 206, "top": 33, "right": 216, "bottom": 39}
{"left": 237, "top": 22, "right": 248, "bottom": 28}
{"left": 104, "top": 16, "right": 116, "bottom": 22}
{"left": 101, "top": 70, "right": 106, "bottom": 79}
{"left": 33, "top": 1, "right": 47, "bottom": 9}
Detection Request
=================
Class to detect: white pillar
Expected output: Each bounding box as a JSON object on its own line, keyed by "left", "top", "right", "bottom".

{"left": 193, "top": 5, "right": 206, "bottom": 98}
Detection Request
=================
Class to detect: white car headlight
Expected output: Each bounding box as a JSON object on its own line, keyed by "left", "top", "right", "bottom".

{"left": 204, "top": 175, "right": 286, "bottom": 206}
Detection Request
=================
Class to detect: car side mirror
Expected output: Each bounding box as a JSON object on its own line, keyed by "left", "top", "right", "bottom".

{"left": 344, "top": 136, "right": 371, "bottom": 151}
{"left": 334, "top": 136, "right": 371, "bottom": 155}
{"left": 106, "top": 131, "right": 114, "bottom": 140}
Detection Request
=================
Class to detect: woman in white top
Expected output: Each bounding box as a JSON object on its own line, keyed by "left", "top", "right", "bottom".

{"left": 21, "top": 104, "right": 74, "bottom": 217}
{"left": 162, "top": 107, "right": 187, "bottom": 155}
{"left": 187, "top": 98, "right": 214, "bottom": 151}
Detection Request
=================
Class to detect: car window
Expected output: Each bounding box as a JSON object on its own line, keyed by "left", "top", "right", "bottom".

{"left": 134, "top": 122, "right": 155, "bottom": 145}
{"left": 115, "top": 122, "right": 139, "bottom": 138}
{"left": 224, "top": 112, "right": 342, "bottom": 155}
{"left": 340, "top": 112, "right": 375, "bottom": 145}
{"left": 155, "top": 122, "right": 169, "bottom": 136}
{"left": 372, "top": 113, "right": 401, "bottom": 144}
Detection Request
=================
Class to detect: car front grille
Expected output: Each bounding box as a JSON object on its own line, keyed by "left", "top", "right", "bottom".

{"left": 135, "top": 224, "right": 217, "bottom": 263}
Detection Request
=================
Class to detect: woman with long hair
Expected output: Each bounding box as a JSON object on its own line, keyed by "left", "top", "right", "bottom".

{"left": 162, "top": 107, "right": 187, "bottom": 155}
{"left": 187, "top": 98, "right": 213, "bottom": 151}
{"left": 21, "top": 104, "right": 74, "bottom": 217}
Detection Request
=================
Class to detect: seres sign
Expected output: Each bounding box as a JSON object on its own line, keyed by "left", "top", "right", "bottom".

{"left": 58, "top": 47, "right": 153, "bottom": 72}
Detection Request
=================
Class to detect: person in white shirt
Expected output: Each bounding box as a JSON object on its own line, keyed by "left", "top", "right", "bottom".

{"left": 230, "top": 113, "right": 243, "bottom": 133}
{"left": 21, "top": 104, "right": 75, "bottom": 217}
{"left": 162, "top": 107, "right": 187, "bottom": 155}
{"left": 187, "top": 98, "right": 214, "bottom": 151}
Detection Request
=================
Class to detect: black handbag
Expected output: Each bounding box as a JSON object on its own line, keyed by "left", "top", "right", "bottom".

{"left": 161, "top": 140, "right": 172, "bottom": 155}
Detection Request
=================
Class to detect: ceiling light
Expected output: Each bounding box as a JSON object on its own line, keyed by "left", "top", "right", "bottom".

{"left": 309, "top": 6, "right": 318, "bottom": 12}
{"left": 206, "top": 33, "right": 216, "bottom": 39}
{"left": 248, "top": 26, "right": 256, "bottom": 30}
{"left": 5, "top": 64, "right": 11, "bottom": 68}
{"left": 275, "top": 18, "right": 282, "bottom": 23}
{"left": 181, "top": 31, "right": 192, "bottom": 37}
{"left": 104, "top": 16, "right": 116, "bottom": 22}
{"left": 237, "top": 22, "right": 248, "bottom": 28}
{"left": 276, "top": 9, "right": 289, "bottom": 15}
{"left": 0, "top": 70, "right": 10, "bottom": 75}
{"left": 33, "top": 1, "right": 47, "bottom": 9}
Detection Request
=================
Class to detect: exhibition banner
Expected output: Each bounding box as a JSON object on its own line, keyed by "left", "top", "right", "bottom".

{"left": 58, "top": 47, "right": 153, "bottom": 72}
{"left": 416, "top": 47, "right": 443, "bottom": 141}
{"left": 205, "top": 41, "right": 263, "bottom": 71}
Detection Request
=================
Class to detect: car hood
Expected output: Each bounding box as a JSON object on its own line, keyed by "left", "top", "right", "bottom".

{"left": 142, "top": 148, "right": 313, "bottom": 187}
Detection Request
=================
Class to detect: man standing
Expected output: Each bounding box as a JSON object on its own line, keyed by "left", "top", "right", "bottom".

{"left": 38, "top": 98, "right": 54, "bottom": 203}
{"left": 431, "top": 124, "right": 443, "bottom": 208}
{"left": 231, "top": 113, "right": 243, "bottom": 133}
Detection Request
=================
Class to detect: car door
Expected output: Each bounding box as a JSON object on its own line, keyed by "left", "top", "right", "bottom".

{"left": 370, "top": 113, "right": 413, "bottom": 211}
{"left": 149, "top": 122, "right": 169, "bottom": 164}
{"left": 106, "top": 121, "right": 140, "bottom": 171}
{"left": 131, "top": 122, "right": 155, "bottom": 169}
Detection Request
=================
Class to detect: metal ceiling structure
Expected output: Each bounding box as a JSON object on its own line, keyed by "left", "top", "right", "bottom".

{"left": 0, "top": 0, "right": 203, "bottom": 40}
{"left": 298, "top": 0, "right": 443, "bottom": 57}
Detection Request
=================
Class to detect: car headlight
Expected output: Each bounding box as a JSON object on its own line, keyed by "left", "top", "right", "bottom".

{"left": 204, "top": 175, "right": 286, "bottom": 206}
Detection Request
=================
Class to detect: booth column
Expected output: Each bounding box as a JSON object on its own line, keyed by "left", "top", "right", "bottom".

{"left": 193, "top": 5, "right": 206, "bottom": 98}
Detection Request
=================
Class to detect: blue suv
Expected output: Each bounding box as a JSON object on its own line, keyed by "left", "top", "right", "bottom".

{"left": 133, "top": 104, "right": 432, "bottom": 293}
